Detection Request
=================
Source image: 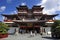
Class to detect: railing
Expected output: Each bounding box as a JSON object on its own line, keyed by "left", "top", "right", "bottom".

{"left": 27, "top": 26, "right": 32, "bottom": 28}
{"left": 34, "top": 26, "right": 40, "bottom": 27}
{"left": 20, "top": 26, "right": 26, "bottom": 29}
{"left": 33, "top": 11, "right": 42, "bottom": 13}
{"left": 4, "top": 20, "right": 14, "bottom": 23}
{"left": 22, "top": 18, "right": 38, "bottom": 21}
{"left": 18, "top": 12, "right": 27, "bottom": 13}
{"left": 46, "top": 20, "right": 54, "bottom": 23}
{"left": 4, "top": 20, "right": 12, "bottom": 22}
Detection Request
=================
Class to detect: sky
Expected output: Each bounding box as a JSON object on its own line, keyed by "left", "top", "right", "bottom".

{"left": 0, "top": 0, "right": 60, "bottom": 21}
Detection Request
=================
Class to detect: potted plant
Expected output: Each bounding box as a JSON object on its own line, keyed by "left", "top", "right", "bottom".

{"left": 0, "top": 22, "right": 9, "bottom": 38}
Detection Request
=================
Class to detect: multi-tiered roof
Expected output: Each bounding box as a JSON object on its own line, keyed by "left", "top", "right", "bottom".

{"left": 2, "top": 5, "right": 58, "bottom": 23}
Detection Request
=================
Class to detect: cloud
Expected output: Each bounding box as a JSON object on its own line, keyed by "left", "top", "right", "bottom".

{"left": 21, "top": 3, "right": 26, "bottom": 6}
{"left": 0, "top": 6, "right": 6, "bottom": 12}
{"left": 37, "top": 0, "right": 47, "bottom": 5}
{"left": 10, "top": 10, "right": 17, "bottom": 14}
{"left": 37, "top": 0, "right": 60, "bottom": 15}
{"left": 57, "top": 6, "right": 60, "bottom": 11}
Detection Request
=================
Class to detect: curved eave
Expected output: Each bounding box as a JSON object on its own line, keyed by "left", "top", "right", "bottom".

{"left": 43, "top": 14, "right": 58, "bottom": 17}
{"left": 16, "top": 5, "right": 28, "bottom": 10}
{"left": 41, "top": 7, "right": 44, "bottom": 10}
{"left": 1, "top": 14, "right": 17, "bottom": 17}
{"left": 16, "top": 7, "right": 20, "bottom": 10}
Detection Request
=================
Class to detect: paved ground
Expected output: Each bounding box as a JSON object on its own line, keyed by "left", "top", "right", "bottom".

{"left": 0, "top": 27, "right": 60, "bottom": 40}
{"left": 0, "top": 33, "right": 60, "bottom": 40}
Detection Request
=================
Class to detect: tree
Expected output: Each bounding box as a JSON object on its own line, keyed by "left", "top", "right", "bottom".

{"left": 51, "top": 20, "right": 60, "bottom": 38}
{"left": 0, "top": 22, "right": 9, "bottom": 34}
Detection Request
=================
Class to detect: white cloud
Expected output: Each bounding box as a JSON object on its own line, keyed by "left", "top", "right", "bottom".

{"left": 21, "top": 3, "right": 26, "bottom": 6}
{"left": 10, "top": 10, "right": 17, "bottom": 14}
{"left": 57, "top": 6, "right": 60, "bottom": 11}
{"left": 37, "top": 0, "right": 60, "bottom": 15}
{"left": 37, "top": 0, "right": 47, "bottom": 5}
{"left": 0, "top": 6, "right": 6, "bottom": 12}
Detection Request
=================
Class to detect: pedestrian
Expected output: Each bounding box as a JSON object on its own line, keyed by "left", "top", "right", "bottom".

{"left": 40, "top": 33, "right": 43, "bottom": 36}
{"left": 35, "top": 31, "right": 37, "bottom": 35}
{"left": 30, "top": 31, "right": 35, "bottom": 37}
{"left": 44, "top": 28, "right": 46, "bottom": 33}
{"left": 30, "top": 31, "right": 33, "bottom": 36}
{"left": 15, "top": 28, "right": 19, "bottom": 36}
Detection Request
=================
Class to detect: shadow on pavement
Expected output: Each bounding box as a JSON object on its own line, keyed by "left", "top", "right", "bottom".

{"left": 42, "top": 37, "right": 60, "bottom": 40}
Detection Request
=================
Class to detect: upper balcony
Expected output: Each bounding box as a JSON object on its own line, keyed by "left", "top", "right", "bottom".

{"left": 32, "top": 5, "right": 44, "bottom": 11}
{"left": 33, "top": 11, "right": 42, "bottom": 13}
{"left": 33, "top": 10, "right": 43, "bottom": 15}
{"left": 22, "top": 18, "right": 38, "bottom": 22}
{"left": 18, "top": 10, "right": 28, "bottom": 15}
{"left": 46, "top": 20, "right": 54, "bottom": 23}
{"left": 4, "top": 20, "right": 14, "bottom": 23}
{"left": 4, "top": 20, "right": 12, "bottom": 22}
{"left": 3, "top": 17, "right": 17, "bottom": 23}
{"left": 18, "top": 12, "right": 27, "bottom": 13}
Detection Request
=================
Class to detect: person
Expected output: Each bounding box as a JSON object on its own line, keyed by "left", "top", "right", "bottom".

{"left": 44, "top": 28, "right": 46, "bottom": 33}
{"left": 15, "top": 28, "right": 19, "bottom": 35}
{"left": 30, "top": 31, "right": 35, "bottom": 37}
{"left": 35, "top": 31, "right": 37, "bottom": 35}
{"left": 30, "top": 31, "right": 33, "bottom": 36}
{"left": 40, "top": 33, "right": 43, "bottom": 36}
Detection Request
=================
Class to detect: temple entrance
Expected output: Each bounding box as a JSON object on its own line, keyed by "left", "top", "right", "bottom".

{"left": 26, "top": 23, "right": 33, "bottom": 33}
{"left": 19, "top": 22, "right": 40, "bottom": 33}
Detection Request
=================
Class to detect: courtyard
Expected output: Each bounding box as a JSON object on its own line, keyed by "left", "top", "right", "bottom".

{"left": 0, "top": 33, "right": 60, "bottom": 40}
{"left": 0, "top": 27, "right": 60, "bottom": 40}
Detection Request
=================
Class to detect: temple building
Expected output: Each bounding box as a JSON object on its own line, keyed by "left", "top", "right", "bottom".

{"left": 2, "top": 5, "right": 58, "bottom": 33}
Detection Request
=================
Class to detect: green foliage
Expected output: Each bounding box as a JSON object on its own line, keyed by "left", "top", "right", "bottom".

{"left": 55, "top": 24, "right": 60, "bottom": 34}
{"left": 52, "top": 20, "right": 60, "bottom": 28}
{"left": 51, "top": 20, "right": 60, "bottom": 35}
{"left": 51, "top": 20, "right": 60, "bottom": 30}
{"left": 0, "top": 22, "right": 9, "bottom": 34}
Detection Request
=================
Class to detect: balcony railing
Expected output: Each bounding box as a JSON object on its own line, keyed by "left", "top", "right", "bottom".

{"left": 20, "top": 26, "right": 26, "bottom": 29}
{"left": 22, "top": 18, "right": 38, "bottom": 22}
{"left": 4, "top": 20, "right": 12, "bottom": 22}
{"left": 46, "top": 20, "right": 54, "bottom": 23}
{"left": 34, "top": 26, "right": 40, "bottom": 27}
{"left": 33, "top": 11, "right": 42, "bottom": 13}
{"left": 18, "top": 12, "right": 27, "bottom": 13}
{"left": 4, "top": 20, "right": 14, "bottom": 23}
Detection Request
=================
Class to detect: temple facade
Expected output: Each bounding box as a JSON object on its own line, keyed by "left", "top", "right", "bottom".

{"left": 2, "top": 5, "right": 58, "bottom": 33}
